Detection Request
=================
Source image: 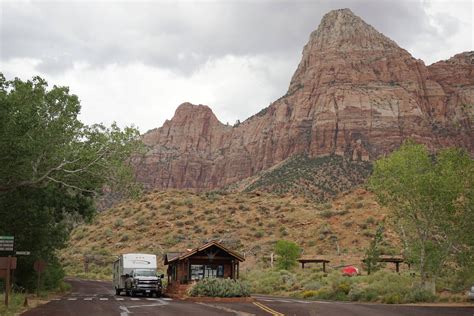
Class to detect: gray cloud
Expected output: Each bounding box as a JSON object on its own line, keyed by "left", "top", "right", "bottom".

{"left": 0, "top": 0, "right": 471, "bottom": 132}
{"left": 2, "top": 0, "right": 466, "bottom": 74}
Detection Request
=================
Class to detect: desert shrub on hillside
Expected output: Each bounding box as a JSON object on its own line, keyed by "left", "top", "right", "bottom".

{"left": 114, "top": 219, "right": 123, "bottom": 228}
{"left": 244, "top": 155, "right": 372, "bottom": 201}
{"left": 188, "top": 278, "right": 250, "bottom": 297}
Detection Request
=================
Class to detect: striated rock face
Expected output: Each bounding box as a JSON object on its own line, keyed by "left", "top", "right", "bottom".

{"left": 135, "top": 8, "right": 473, "bottom": 190}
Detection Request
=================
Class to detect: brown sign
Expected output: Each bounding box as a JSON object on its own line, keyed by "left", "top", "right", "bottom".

{"left": 0, "top": 257, "right": 17, "bottom": 269}
{"left": 34, "top": 259, "right": 47, "bottom": 273}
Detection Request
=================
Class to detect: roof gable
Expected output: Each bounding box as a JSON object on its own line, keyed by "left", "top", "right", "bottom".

{"left": 164, "top": 241, "right": 244, "bottom": 264}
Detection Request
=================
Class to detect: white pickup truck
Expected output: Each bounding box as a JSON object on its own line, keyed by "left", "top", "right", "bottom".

{"left": 113, "top": 253, "right": 164, "bottom": 297}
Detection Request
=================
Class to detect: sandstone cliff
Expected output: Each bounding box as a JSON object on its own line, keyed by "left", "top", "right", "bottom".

{"left": 134, "top": 9, "right": 473, "bottom": 190}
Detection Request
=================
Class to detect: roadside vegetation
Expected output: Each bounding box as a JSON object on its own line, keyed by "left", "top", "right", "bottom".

{"left": 0, "top": 74, "right": 142, "bottom": 296}
{"left": 369, "top": 142, "right": 473, "bottom": 293}
{"left": 188, "top": 278, "right": 250, "bottom": 297}
{"left": 0, "top": 280, "right": 71, "bottom": 315}
{"left": 242, "top": 142, "right": 473, "bottom": 303}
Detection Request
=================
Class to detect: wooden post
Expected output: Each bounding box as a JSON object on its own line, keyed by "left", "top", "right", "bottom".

{"left": 84, "top": 256, "right": 89, "bottom": 273}
{"left": 301, "top": 262, "right": 305, "bottom": 269}
{"left": 5, "top": 256, "right": 11, "bottom": 307}
{"left": 270, "top": 252, "right": 274, "bottom": 268}
{"left": 323, "top": 262, "right": 326, "bottom": 273}
{"left": 396, "top": 262, "right": 400, "bottom": 273}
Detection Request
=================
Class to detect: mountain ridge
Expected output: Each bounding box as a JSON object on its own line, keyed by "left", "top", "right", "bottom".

{"left": 134, "top": 9, "right": 473, "bottom": 191}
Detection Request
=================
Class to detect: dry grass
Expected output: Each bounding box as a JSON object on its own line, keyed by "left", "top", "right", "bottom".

{"left": 60, "top": 188, "right": 399, "bottom": 278}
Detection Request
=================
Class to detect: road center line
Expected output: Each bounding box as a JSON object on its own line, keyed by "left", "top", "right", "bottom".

{"left": 196, "top": 302, "right": 255, "bottom": 316}
{"left": 253, "top": 302, "right": 285, "bottom": 316}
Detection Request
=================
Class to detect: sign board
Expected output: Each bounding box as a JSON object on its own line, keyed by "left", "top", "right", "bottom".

{"left": 34, "top": 259, "right": 47, "bottom": 273}
{"left": 0, "top": 236, "right": 14, "bottom": 252}
{"left": 0, "top": 257, "right": 17, "bottom": 269}
{"left": 16, "top": 251, "right": 30, "bottom": 256}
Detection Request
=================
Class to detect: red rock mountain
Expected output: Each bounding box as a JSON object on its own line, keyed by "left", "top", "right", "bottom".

{"left": 135, "top": 9, "right": 473, "bottom": 190}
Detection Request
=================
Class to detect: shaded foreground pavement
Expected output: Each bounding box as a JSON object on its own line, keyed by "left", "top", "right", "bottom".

{"left": 22, "top": 278, "right": 474, "bottom": 316}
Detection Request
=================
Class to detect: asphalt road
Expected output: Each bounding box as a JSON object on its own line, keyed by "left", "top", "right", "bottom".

{"left": 22, "top": 278, "right": 474, "bottom": 316}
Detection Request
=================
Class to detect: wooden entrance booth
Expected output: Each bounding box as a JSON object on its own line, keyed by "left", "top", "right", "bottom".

{"left": 164, "top": 241, "right": 244, "bottom": 295}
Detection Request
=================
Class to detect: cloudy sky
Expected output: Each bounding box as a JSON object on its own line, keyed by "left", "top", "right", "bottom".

{"left": 1, "top": 0, "right": 472, "bottom": 133}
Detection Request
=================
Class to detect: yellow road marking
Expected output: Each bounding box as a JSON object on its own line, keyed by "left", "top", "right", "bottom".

{"left": 253, "top": 301, "right": 285, "bottom": 316}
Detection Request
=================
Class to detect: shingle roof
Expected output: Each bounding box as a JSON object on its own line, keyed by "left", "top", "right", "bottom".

{"left": 164, "top": 241, "right": 245, "bottom": 264}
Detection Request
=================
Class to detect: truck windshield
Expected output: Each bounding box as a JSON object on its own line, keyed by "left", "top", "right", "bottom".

{"left": 133, "top": 270, "right": 156, "bottom": 277}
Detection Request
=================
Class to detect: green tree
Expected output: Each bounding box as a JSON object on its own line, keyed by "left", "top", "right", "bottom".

{"left": 274, "top": 240, "right": 301, "bottom": 270}
{"left": 363, "top": 224, "right": 384, "bottom": 275}
{"left": 0, "top": 74, "right": 143, "bottom": 290}
{"left": 368, "top": 141, "right": 473, "bottom": 290}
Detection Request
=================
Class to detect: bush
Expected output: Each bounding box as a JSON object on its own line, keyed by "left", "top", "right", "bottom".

{"left": 242, "top": 270, "right": 297, "bottom": 294}
{"left": 302, "top": 290, "right": 318, "bottom": 298}
{"left": 319, "top": 210, "right": 335, "bottom": 218}
{"left": 188, "top": 278, "right": 250, "bottom": 297}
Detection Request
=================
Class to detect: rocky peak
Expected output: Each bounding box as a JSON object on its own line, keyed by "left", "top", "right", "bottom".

{"left": 288, "top": 9, "right": 405, "bottom": 93}
{"left": 308, "top": 8, "right": 398, "bottom": 51}
{"left": 142, "top": 102, "right": 228, "bottom": 150}
{"left": 171, "top": 102, "right": 222, "bottom": 125}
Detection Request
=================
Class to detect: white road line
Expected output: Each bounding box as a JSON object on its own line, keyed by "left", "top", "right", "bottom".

{"left": 127, "top": 302, "right": 168, "bottom": 308}
{"left": 84, "top": 298, "right": 93, "bottom": 301}
{"left": 67, "top": 298, "right": 77, "bottom": 301}
{"left": 146, "top": 298, "right": 159, "bottom": 301}
{"left": 119, "top": 306, "right": 131, "bottom": 316}
{"left": 99, "top": 298, "right": 108, "bottom": 301}
{"left": 115, "top": 298, "right": 124, "bottom": 301}
{"left": 161, "top": 298, "right": 172, "bottom": 301}
{"left": 130, "top": 298, "right": 140, "bottom": 301}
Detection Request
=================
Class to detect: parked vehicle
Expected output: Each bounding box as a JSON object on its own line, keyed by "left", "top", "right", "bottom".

{"left": 113, "top": 253, "right": 164, "bottom": 297}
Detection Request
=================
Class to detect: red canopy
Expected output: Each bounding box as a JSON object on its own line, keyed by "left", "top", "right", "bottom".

{"left": 342, "top": 266, "right": 359, "bottom": 276}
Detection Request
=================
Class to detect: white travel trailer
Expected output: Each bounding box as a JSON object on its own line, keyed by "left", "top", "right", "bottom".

{"left": 113, "top": 253, "right": 164, "bottom": 297}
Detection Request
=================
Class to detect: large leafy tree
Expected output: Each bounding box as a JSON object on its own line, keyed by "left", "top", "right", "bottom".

{"left": 368, "top": 141, "right": 473, "bottom": 289}
{"left": 0, "top": 74, "right": 143, "bottom": 289}
{"left": 274, "top": 240, "right": 301, "bottom": 270}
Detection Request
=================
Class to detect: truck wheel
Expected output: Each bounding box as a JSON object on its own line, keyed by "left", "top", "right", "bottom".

{"left": 115, "top": 288, "right": 121, "bottom": 296}
{"left": 131, "top": 290, "right": 135, "bottom": 297}
{"left": 125, "top": 290, "right": 130, "bottom": 296}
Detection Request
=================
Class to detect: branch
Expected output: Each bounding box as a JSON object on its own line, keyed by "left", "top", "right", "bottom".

{"left": 46, "top": 176, "right": 96, "bottom": 194}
